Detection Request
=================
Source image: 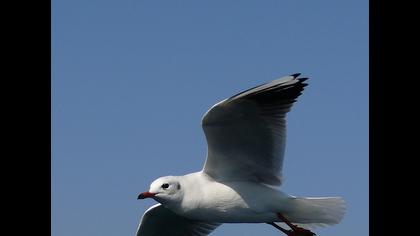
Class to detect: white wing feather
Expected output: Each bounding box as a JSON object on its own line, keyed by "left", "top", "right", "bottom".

{"left": 202, "top": 74, "right": 308, "bottom": 186}
{"left": 136, "top": 204, "right": 221, "bottom": 236}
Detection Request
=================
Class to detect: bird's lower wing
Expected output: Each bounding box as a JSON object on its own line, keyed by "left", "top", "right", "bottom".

{"left": 136, "top": 204, "right": 221, "bottom": 236}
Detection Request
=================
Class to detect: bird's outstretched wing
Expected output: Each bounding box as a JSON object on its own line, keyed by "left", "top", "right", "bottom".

{"left": 136, "top": 204, "right": 221, "bottom": 236}
{"left": 201, "top": 74, "right": 308, "bottom": 186}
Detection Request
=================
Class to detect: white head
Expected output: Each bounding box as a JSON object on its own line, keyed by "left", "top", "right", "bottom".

{"left": 137, "top": 176, "right": 184, "bottom": 205}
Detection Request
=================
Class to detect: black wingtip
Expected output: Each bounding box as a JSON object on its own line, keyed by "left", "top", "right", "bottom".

{"left": 299, "top": 77, "right": 309, "bottom": 82}
{"left": 290, "top": 73, "right": 301, "bottom": 78}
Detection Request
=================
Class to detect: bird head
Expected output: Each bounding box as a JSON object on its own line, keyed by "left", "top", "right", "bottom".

{"left": 137, "top": 176, "right": 183, "bottom": 205}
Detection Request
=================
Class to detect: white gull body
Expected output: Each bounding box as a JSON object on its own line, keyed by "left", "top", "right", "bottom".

{"left": 136, "top": 74, "right": 346, "bottom": 236}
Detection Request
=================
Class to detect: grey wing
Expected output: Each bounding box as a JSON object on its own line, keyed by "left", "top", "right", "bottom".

{"left": 136, "top": 204, "right": 221, "bottom": 236}
{"left": 202, "top": 74, "right": 308, "bottom": 186}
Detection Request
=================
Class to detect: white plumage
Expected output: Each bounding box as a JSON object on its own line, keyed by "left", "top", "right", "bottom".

{"left": 136, "top": 74, "right": 345, "bottom": 236}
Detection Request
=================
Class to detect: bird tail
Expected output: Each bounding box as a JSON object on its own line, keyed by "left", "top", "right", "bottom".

{"left": 281, "top": 197, "right": 346, "bottom": 228}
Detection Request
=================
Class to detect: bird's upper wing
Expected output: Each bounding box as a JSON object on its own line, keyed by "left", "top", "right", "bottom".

{"left": 201, "top": 74, "right": 308, "bottom": 186}
{"left": 136, "top": 204, "right": 221, "bottom": 236}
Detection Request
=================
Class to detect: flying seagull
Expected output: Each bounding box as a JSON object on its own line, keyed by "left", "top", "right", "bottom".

{"left": 136, "top": 74, "right": 345, "bottom": 236}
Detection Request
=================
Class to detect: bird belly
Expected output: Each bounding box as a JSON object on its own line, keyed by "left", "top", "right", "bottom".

{"left": 179, "top": 180, "right": 291, "bottom": 223}
{"left": 185, "top": 207, "right": 279, "bottom": 223}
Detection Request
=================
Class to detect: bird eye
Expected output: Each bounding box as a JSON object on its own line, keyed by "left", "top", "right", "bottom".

{"left": 161, "top": 183, "right": 169, "bottom": 189}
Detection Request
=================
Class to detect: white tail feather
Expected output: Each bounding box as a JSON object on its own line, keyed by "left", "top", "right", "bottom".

{"left": 283, "top": 197, "right": 346, "bottom": 227}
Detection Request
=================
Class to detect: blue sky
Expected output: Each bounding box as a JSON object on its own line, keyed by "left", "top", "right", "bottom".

{"left": 52, "top": 1, "right": 368, "bottom": 236}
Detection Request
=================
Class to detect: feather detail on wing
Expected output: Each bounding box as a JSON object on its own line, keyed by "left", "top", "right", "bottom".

{"left": 136, "top": 204, "right": 221, "bottom": 236}
{"left": 202, "top": 74, "right": 308, "bottom": 186}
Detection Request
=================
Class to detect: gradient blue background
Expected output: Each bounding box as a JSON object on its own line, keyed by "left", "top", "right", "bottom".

{"left": 52, "top": 1, "right": 368, "bottom": 235}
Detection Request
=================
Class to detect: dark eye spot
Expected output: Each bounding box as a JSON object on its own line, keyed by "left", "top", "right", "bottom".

{"left": 161, "top": 183, "right": 169, "bottom": 189}
{"left": 177, "top": 183, "right": 181, "bottom": 190}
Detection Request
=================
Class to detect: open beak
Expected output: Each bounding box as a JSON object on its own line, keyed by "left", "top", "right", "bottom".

{"left": 137, "top": 191, "right": 157, "bottom": 199}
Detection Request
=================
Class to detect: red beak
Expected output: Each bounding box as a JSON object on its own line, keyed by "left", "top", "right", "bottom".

{"left": 137, "top": 192, "right": 156, "bottom": 199}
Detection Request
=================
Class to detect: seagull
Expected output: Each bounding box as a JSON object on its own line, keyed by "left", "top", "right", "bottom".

{"left": 136, "top": 74, "right": 345, "bottom": 236}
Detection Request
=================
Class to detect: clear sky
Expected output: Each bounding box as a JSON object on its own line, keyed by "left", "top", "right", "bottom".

{"left": 52, "top": 1, "right": 368, "bottom": 236}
